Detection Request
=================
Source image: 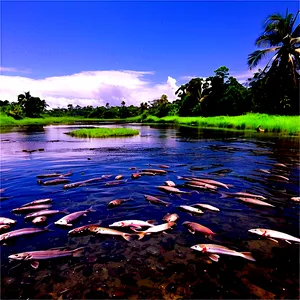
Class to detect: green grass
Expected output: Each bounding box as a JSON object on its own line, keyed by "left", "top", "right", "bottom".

{"left": 143, "top": 114, "right": 300, "bottom": 135}
{"left": 1, "top": 113, "right": 299, "bottom": 135}
{"left": 66, "top": 127, "right": 139, "bottom": 138}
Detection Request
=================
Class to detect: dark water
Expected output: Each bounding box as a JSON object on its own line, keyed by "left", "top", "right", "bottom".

{"left": 1, "top": 124, "right": 299, "bottom": 299}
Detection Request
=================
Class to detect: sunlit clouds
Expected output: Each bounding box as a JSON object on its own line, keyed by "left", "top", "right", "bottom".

{"left": 0, "top": 70, "right": 179, "bottom": 108}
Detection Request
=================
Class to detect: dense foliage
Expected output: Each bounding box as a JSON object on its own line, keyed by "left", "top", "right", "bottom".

{"left": 0, "top": 10, "right": 298, "bottom": 120}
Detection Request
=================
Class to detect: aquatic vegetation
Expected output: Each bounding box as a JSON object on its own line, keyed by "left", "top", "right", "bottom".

{"left": 66, "top": 127, "right": 139, "bottom": 138}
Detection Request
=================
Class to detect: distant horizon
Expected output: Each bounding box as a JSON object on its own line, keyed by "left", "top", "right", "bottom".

{"left": 1, "top": 1, "right": 298, "bottom": 108}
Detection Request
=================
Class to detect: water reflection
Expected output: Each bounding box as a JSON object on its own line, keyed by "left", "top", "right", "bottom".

{"left": 0, "top": 124, "right": 299, "bottom": 299}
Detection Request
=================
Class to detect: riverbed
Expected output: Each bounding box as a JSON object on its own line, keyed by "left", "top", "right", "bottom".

{"left": 1, "top": 124, "right": 299, "bottom": 299}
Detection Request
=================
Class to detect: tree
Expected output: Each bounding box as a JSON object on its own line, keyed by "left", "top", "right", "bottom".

{"left": 18, "top": 92, "right": 48, "bottom": 117}
{"left": 247, "top": 10, "right": 300, "bottom": 114}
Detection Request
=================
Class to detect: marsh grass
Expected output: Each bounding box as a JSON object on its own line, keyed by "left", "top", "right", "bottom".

{"left": 66, "top": 127, "right": 139, "bottom": 138}
{"left": 143, "top": 114, "right": 300, "bottom": 135}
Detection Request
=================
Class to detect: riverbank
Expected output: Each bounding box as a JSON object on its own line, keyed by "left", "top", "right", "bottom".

{"left": 0, "top": 113, "right": 299, "bottom": 135}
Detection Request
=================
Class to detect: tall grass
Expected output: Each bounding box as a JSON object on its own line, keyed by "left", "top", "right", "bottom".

{"left": 143, "top": 114, "right": 300, "bottom": 135}
{"left": 66, "top": 128, "right": 139, "bottom": 138}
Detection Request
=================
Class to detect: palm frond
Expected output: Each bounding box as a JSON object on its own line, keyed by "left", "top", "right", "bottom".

{"left": 247, "top": 47, "right": 280, "bottom": 69}
{"left": 255, "top": 34, "right": 282, "bottom": 47}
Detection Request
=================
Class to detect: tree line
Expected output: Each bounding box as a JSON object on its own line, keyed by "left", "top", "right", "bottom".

{"left": 1, "top": 10, "right": 299, "bottom": 119}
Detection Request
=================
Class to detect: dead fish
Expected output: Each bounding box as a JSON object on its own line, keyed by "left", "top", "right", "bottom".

{"left": 158, "top": 164, "right": 169, "bottom": 169}
{"left": 237, "top": 197, "right": 275, "bottom": 207}
{"left": 115, "top": 175, "right": 123, "bottom": 180}
{"left": 142, "top": 169, "right": 167, "bottom": 174}
{"left": 179, "top": 205, "right": 204, "bottom": 214}
{"left": 191, "top": 244, "right": 256, "bottom": 262}
{"left": 0, "top": 227, "right": 50, "bottom": 242}
{"left": 129, "top": 167, "right": 137, "bottom": 170}
{"left": 54, "top": 206, "right": 95, "bottom": 227}
{"left": 109, "top": 220, "right": 155, "bottom": 229}
{"left": 68, "top": 221, "right": 102, "bottom": 235}
{"left": 131, "top": 222, "right": 176, "bottom": 240}
{"left": 268, "top": 174, "right": 289, "bottom": 181}
{"left": 36, "top": 173, "right": 61, "bottom": 179}
{"left": 274, "top": 163, "right": 288, "bottom": 168}
{"left": 105, "top": 180, "right": 127, "bottom": 186}
{"left": 87, "top": 226, "right": 140, "bottom": 242}
{"left": 157, "top": 186, "right": 191, "bottom": 194}
{"left": 209, "top": 168, "right": 232, "bottom": 174}
{"left": 32, "top": 216, "right": 47, "bottom": 225}
{"left": 0, "top": 225, "right": 10, "bottom": 232}
{"left": 38, "top": 178, "right": 70, "bottom": 186}
{"left": 108, "top": 199, "right": 129, "bottom": 207}
{"left": 189, "top": 178, "right": 229, "bottom": 189}
{"left": 220, "top": 192, "right": 266, "bottom": 200}
{"left": 11, "top": 204, "right": 52, "bottom": 214}
{"left": 63, "top": 177, "right": 105, "bottom": 189}
{"left": 144, "top": 195, "right": 170, "bottom": 207}
{"left": 8, "top": 247, "right": 85, "bottom": 269}
{"left": 131, "top": 173, "right": 141, "bottom": 179}
{"left": 0, "top": 217, "right": 16, "bottom": 225}
{"left": 162, "top": 213, "right": 179, "bottom": 223}
{"left": 24, "top": 209, "right": 66, "bottom": 220}
{"left": 248, "top": 228, "right": 300, "bottom": 243}
{"left": 291, "top": 197, "right": 300, "bottom": 202}
{"left": 165, "top": 180, "right": 176, "bottom": 187}
{"left": 193, "top": 203, "right": 220, "bottom": 212}
{"left": 21, "top": 198, "right": 52, "bottom": 207}
{"left": 182, "top": 221, "right": 216, "bottom": 236}
{"left": 185, "top": 181, "right": 218, "bottom": 190}
{"left": 139, "top": 172, "right": 156, "bottom": 176}
{"left": 255, "top": 169, "right": 271, "bottom": 174}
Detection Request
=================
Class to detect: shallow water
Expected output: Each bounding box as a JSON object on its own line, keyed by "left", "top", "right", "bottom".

{"left": 1, "top": 124, "right": 299, "bottom": 299}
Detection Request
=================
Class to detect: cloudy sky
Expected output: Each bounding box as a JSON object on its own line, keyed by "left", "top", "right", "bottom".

{"left": 1, "top": 1, "right": 298, "bottom": 108}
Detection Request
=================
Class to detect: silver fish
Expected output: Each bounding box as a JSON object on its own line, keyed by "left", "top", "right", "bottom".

{"left": 8, "top": 247, "right": 85, "bottom": 269}
{"left": 220, "top": 192, "right": 266, "bottom": 200}
{"left": 0, "top": 227, "right": 49, "bottom": 242}
{"left": 165, "top": 180, "right": 176, "bottom": 187}
{"left": 237, "top": 197, "right": 275, "bottom": 207}
{"left": 191, "top": 244, "right": 255, "bottom": 262}
{"left": 179, "top": 205, "right": 204, "bottom": 214}
{"left": 24, "top": 209, "right": 66, "bottom": 220}
{"left": 109, "top": 220, "right": 155, "bottom": 229}
{"left": 142, "top": 169, "right": 167, "bottom": 174}
{"left": 131, "top": 222, "right": 176, "bottom": 240}
{"left": 54, "top": 206, "right": 95, "bottom": 227}
{"left": 162, "top": 213, "right": 179, "bottom": 223}
{"left": 248, "top": 228, "right": 300, "bottom": 243}
{"left": 38, "top": 178, "right": 70, "bottom": 186}
{"left": 144, "top": 195, "right": 170, "bottom": 207}
{"left": 21, "top": 198, "right": 52, "bottom": 207}
{"left": 11, "top": 204, "right": 52, "bottom": 214}
{"left": 193, "top": 203, "right": 220, "bottom": 212}
{"left": 157, "top": 186, "right": 191, "bottom": 194}
{"left": 32, "top": 216, "right": 47, "bottom": 224}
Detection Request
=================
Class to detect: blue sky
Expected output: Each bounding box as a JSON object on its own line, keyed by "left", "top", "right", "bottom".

{"left": 1, "top": 1, "right": 298, "bottom": 107}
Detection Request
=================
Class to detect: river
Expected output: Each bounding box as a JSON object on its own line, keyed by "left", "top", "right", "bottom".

{"left": 1, "top": 124, "right": 299, "bottom": 299}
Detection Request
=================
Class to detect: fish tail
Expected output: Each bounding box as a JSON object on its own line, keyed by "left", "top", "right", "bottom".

{"left": 219, "top": 193, "right": 229, "bottom": 198}
{"left": 72, "top": 247, "right": 86, "bottom": 257}
{"left": 136, "top": 232, "right": 146, "bottom": 240}
{"left": 122, "top": 234, "right": 136, "bottom": 242}
{"left": 240, "top": 252, "right": 256, "bottom": 261}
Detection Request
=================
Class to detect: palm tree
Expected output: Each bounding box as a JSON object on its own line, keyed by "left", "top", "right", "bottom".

{"left": 247, "top": 9, "right": 300, "bottom": 85}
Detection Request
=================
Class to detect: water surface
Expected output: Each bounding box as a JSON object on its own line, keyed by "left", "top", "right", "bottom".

{"left": 1, "top": 124, "right": 299, "bottom": 299}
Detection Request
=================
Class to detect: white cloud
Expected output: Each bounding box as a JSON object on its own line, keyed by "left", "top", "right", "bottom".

{"left": 0, "top": 70, "right": 179, "bottom": 108}
{"left": 0, "top": 66, "right": 31, "bottom": 74}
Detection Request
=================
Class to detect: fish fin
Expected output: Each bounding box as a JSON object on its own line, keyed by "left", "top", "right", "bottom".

{"left": 31, "top": 261, "right": 39, "bottom": 269}
{"left": 66, "top": 223, "right": 73, "bottom": 227}
{"left": 137, "top": 232, "right": 146, "bottom": 240}
{"left": 188, "top": 229, "right": 195, "bottom": 234}
{"left": 87, "top": 206, "right": 96, "bottom": 212}
{"left": 146, "top": 220, "right": 156, "bottom": 225}
{"left": 122, "top": 234, "right": 135, "bottom": 242}
{"left": 284, "top": 240, "right": 292, "bottom": 244}
{"left": 130, "top": 227, "right": 139, "bottom": 232}
{"left": 208, "top": 254, "right": 219, "bottom": 262}
{"left": 162, "top": 231, "right": 169, "bottom": 235}
{"left": 62, "top": 209, "right": 69, "bottom": 214}
{"left": 240, "top": 252, "right": 256, "bottom": 261}
{"left": 268, "top": 238, "right": 279, "bottom": 243}
{"left": 72, "top": 247, "right": 86, "bottom": 257}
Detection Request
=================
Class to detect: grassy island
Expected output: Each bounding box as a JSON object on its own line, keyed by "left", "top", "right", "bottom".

{"left": 66, "top": 127, "right": 139, "bottom": 138}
